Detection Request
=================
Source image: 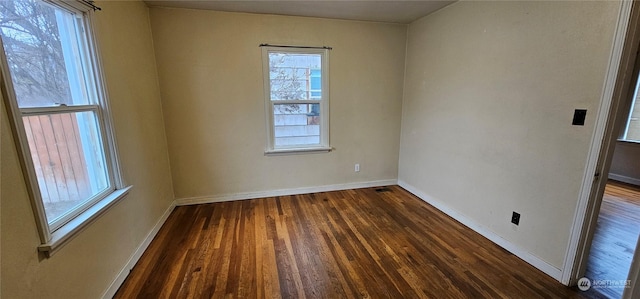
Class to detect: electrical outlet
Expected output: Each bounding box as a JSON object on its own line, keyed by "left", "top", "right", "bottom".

{"left": 572, "top": 109, "right": 587, "bottom": 126}
{"left": 511, "top": 212, "right": 520, "bottom": 225}
{"left": 355, "top": 164, "right": 360, "bottom": 172}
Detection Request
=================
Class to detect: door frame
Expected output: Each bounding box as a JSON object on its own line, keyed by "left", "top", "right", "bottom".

{"left": 562, "top": 0, "right": 640, "bottom": 288}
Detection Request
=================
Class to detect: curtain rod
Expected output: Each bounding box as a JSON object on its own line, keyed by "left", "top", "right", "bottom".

{"left": 259, "top": 44, "right": 332, "bottom": 50}
{"left": 81, "top": 0, "right": 101, "bottom": 11}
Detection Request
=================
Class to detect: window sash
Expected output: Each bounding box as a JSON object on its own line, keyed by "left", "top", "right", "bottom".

{"left": 20, "top": 105, "right": 115, "bottom": 231}
{"left": 262, "top": 46, "right": 330, "bottom": 153}
{"left": 271, "top": 102, "right": 323, "bottom": 149}
{"left": 0, "top": 0, "right": 122, "bottom": 244}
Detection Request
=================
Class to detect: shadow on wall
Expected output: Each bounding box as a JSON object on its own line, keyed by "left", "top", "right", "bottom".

{"left": 609, "top": 141, "right": 640, "bottom": 185}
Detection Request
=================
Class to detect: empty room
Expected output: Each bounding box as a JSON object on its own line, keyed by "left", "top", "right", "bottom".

{"left": 2, "top": 0, "right": 639, "bottom": 298}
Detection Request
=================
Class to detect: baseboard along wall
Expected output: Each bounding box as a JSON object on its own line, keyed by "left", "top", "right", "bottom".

{"left": 397, "top": 179, "right": 564, "bottom": 282}
{"left": 175, "top": 179, "right": 398, "bottom": 206}
{"left": 102, "top": 179, "right": 396, "bottom": 297}
{"left": 103, "top": 178, "right": 566, "bottom": 297}
{"left": 101, "top": 202, "right": 176, "bottom": 299}
{"left": 609, "top": 173, "right": 640, "bottom": 186}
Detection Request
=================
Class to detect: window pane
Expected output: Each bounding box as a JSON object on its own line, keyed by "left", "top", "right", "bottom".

{"left": 269, "top": 52, "right": 322, "bottom": 101}
{"left": 274, "top": 104, "right": 320, "bottom": 147}
{"left": 23, "top": 111, "right": 109, "bottom": 224}
{"left": 624, "top": 85, "right": 640, "bottom": 141}
{"left": 0, "top": 0, "right": 93, "bottom": 108}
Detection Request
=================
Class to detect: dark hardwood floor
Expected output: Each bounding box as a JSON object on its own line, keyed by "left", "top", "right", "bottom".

{"left": 585, "top": 180, "right": 640, "bottom": 299}
{"left": 115, "top": 185, "right": 592, "bottom": 298}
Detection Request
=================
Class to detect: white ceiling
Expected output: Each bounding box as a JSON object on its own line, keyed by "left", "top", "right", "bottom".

{"left": 144, "top": 1, "right": 455, "bottom": 24}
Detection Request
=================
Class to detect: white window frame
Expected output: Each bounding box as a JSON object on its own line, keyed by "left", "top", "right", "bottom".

{"left": 261, "top": 46, "right": 331, "bottom": 154}
{"left": 0, "top": 0, "right": 129, "bottom": 256}
{"left": 621, "top": 74, "right": 640, "bottom": 142}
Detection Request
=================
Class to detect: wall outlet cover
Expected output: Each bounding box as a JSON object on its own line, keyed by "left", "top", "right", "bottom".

{"left": 511, "top": 211, "right": 520, "bottom": 225}
{"left": 572, "top": 109, "right": 587, "bottom": 126}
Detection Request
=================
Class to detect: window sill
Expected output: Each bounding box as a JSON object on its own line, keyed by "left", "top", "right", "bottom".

{"left": 265, "top": 147, "right": 333, "bottom": 156}
{"left": 617, "top": 139, "right": 640, "bottom": 145}
{"left": 38, "top": 186, "right": 132, "bottom": 257}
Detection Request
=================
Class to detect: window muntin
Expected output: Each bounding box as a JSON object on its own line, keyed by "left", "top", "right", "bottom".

{"left": 263, "top": 47, "right": 329, "bottom": 152}
{"left": 0, "top": 0, "right": 117, "bottom": 234}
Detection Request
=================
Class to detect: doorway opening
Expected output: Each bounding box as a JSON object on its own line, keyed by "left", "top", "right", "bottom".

{"left": 584, "top": 178, "right": 640, "bottom": 298}
{"left": 584, "top": 48, "right": 640, "bottom": 299}
{"left": 564, "top": 2, "right": 640, "bottom": 298}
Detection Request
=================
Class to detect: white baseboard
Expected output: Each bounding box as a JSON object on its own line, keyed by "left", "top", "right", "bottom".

{"left": 175, "top": 179, "right": 398, "bottom": 206}
{"left": 101, "top": 201, "right": 176, "bottom": 299}
{"left": 608, "top": 173, "right": 640, "bottom": 186}
{"left": 397, "top": 179, "right": 563, "bottom": 282}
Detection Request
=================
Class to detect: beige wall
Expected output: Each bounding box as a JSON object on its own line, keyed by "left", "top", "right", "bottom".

{"left": 0, "top": 0, "right": 626, "bottom": 296}
{"left": 1, "top": 1, "right": 174, "bottom": 298}
{"left": 609, "top": 141, "right": 640, "bottom": 184}
{"left": 398, "top": 1, "right": 619, "bottom": 269}
{"left": 149, "top": 8, "right": 406, "bottom": 200}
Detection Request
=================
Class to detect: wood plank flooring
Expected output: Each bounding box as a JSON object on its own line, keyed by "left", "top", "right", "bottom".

{"left": 115, "top": 186, "right": 590, "bottom": 298}
{"left": 585, "top": 180, "right": 640, "bottom": 299}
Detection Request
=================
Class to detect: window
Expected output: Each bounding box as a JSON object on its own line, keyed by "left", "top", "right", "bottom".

{"left": 622, "top": 76, "right": 640, "bottom": 142}
{"left": 0, "top": 0, "right": 126, "bottom": 254}
{"left": 261, "top": 46, "right": 330, "bottom": 153}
